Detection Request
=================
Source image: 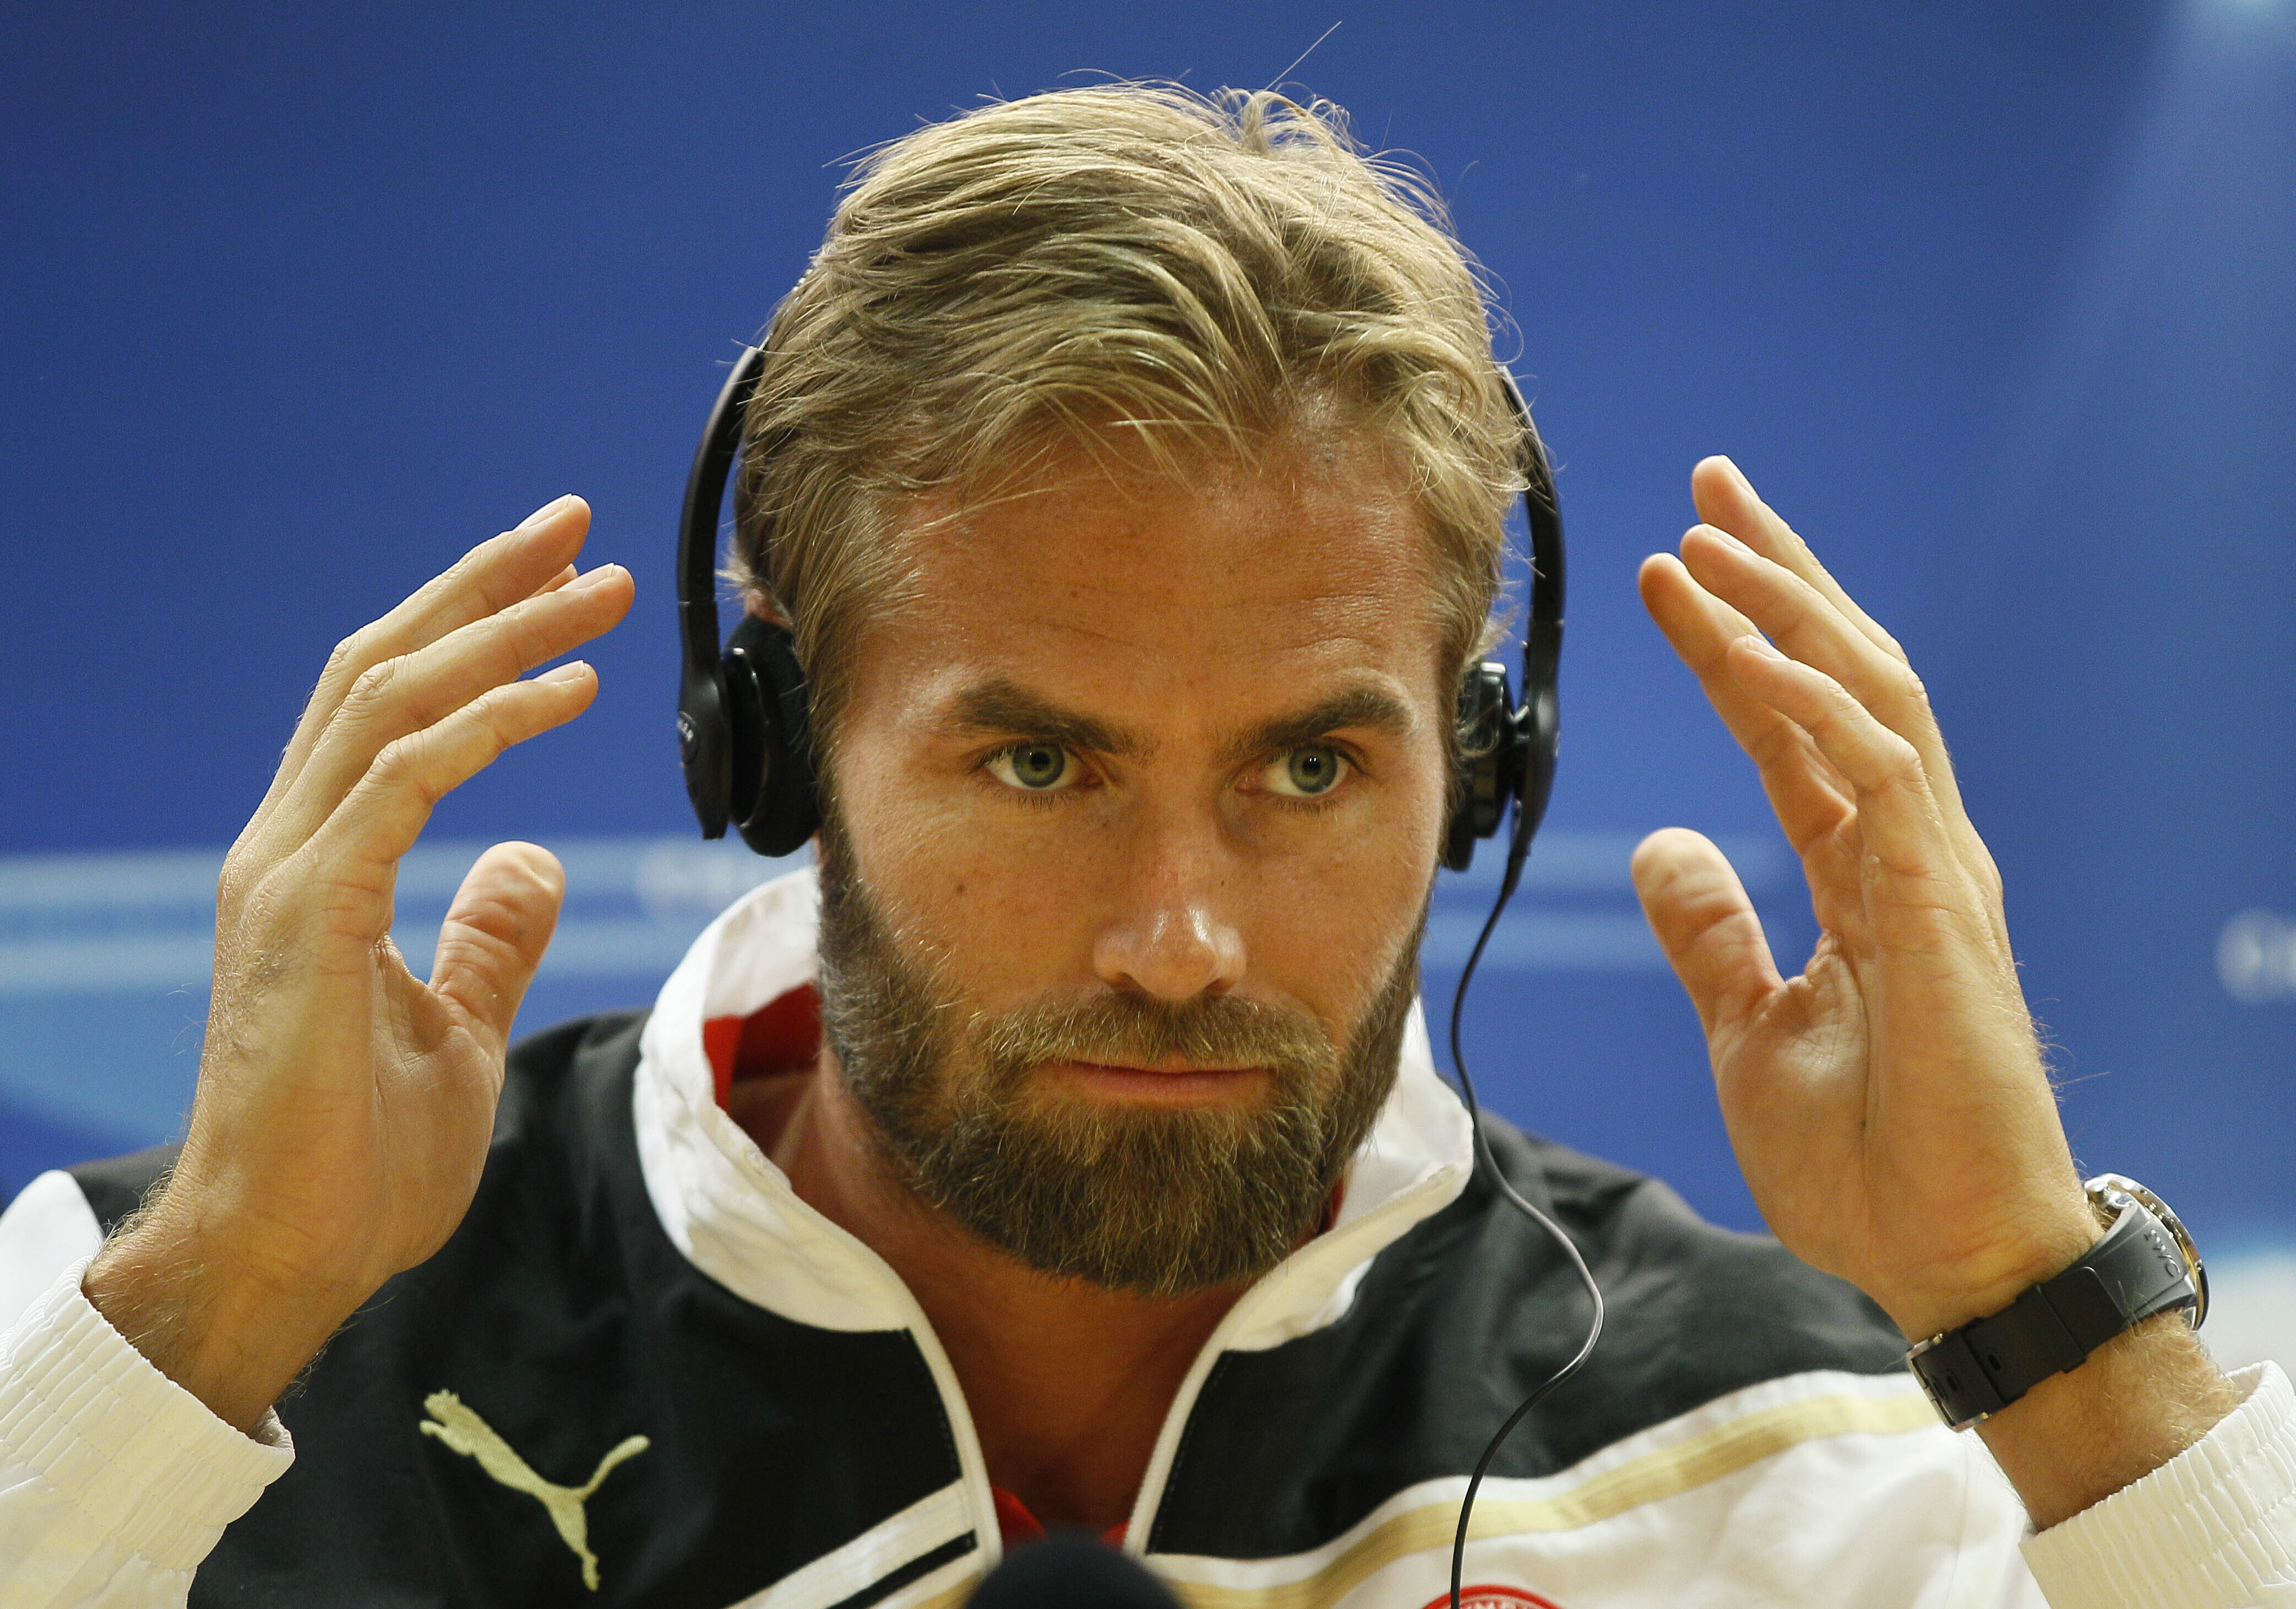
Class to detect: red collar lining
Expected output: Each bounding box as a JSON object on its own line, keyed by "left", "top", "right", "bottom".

{"left": 991, "top": 1485, "right": 1127, "bottom": 1550}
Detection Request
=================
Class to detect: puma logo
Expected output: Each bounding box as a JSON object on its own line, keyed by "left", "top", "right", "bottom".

{"left": 419, "top": 1390, "right": 651, "bottom": 1591}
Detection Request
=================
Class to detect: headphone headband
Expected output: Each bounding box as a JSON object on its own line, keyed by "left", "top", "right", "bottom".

{"left": 674, "top": 344, "right": 768, "bottom": 840}
{"left": 1498, "top": 370, "right": 1566, "bottom": 873}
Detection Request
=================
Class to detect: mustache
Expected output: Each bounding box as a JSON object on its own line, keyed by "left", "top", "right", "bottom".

{"left": 976, "top": 991, "right": 1336, "bottom": 1086}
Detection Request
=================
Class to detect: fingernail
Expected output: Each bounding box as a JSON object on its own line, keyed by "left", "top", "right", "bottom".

{"left": 1717, "top": 455, "right": 1750, "bottom": 491}
{"left": 539, "top": 660, "right": 591, "bottom": 683}
{"left": 516, "top": 494, "right": 575, "bottom": 530}
{"left": 1738, "top": 633, "right": 1784, "bottom": 660}
{"left": 569, "top": 563, "right": 625, "bottom": 592}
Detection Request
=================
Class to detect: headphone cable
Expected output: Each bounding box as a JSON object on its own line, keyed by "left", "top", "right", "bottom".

{"left": 1444, "top": 846, "right": 1606, "bottom": 1609}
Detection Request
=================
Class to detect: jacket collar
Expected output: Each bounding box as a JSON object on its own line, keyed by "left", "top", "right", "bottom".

{"left": 631, "top": 866, "right": 1475, "bottom": 1349}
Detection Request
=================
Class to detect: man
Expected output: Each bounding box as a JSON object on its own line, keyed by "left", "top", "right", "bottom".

{"left": 0, "top": 84, "right": 2287, "bottom": 1607}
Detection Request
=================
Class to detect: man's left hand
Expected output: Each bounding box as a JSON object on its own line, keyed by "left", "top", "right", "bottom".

{"left": 1633, "top": 454, "right": 2093, "bottom": 1340}
{"left": 1631, "top": 456, "right": 2237, "bottom": 1525}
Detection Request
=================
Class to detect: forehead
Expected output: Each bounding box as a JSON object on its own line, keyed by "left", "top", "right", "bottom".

{"left": 863, "top": 436, "right": 1444, "bottom": 715}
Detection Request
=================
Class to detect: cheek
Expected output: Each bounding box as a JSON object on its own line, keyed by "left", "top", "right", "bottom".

{"left": 1252, "top": 831, "right": 1437, "bottom": 998}
{"left": 1241, "top": 759, "right": 1448, "bottom": 1012}
{"left": 829, "top": 746, "right": 1108, "bottom": 988}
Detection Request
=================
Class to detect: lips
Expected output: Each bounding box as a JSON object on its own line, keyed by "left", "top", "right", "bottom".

{"left": 1046, "top": 1059, "right": 1269, "bottom": 1104}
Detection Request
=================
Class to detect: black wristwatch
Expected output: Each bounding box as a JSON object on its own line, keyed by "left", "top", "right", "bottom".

{"left": 1906, "top": 1174, "right": 2208, "bottom": 1432}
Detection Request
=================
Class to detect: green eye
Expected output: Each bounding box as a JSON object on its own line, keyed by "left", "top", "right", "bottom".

{"left": 989, "top": 743, "right": 1075, "bottom": 792}
{"left": 1267, "top": 744, "right": 1346, "bottom": 798}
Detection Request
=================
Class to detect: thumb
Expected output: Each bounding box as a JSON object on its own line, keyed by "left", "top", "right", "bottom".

{"left": 1630, "top": 828, "right": 1779, "bottom": 1043}
{"left": 431, "top": 841, "right": 565, "bottom": 1056}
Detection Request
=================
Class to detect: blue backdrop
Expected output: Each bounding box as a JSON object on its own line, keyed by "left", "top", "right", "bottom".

{"left": 3, "top": 1, "right": 2290, "bottom": 1355}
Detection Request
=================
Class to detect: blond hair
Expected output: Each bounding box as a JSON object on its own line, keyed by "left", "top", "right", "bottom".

{"left": 729, "top": 83, "right": 1524, "bottom": 762}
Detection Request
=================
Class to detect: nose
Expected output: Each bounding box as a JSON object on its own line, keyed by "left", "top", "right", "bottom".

{"left": 1093, "top": 906, "right": 1247, "bottom": 1000}
{"left": 1091, "top": 807, "right": 1247, "bottom": 1001}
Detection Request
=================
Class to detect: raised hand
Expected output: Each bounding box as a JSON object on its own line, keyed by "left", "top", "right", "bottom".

{"left": 1630, "top": 458, "right": 2099, "bottom": 1342}
{"left": 1633, "top": 458, "right": 2238, "bottom": 1525}
{"left": 83, "top": 497, "right": 633, "bottom": 1431}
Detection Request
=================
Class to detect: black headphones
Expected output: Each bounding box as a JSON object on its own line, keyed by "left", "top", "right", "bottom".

{"left": 676, "top": 342, "right": 1566, "bottom": 878}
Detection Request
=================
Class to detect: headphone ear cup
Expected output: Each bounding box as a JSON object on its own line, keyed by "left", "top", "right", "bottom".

{"left": 719, "top": 643, "right": 769, "bottom": 827}
{"left": 722, "top": 615, "right": 821, "bottom": 857}
{"left": 1515, "top": 677, "right": 1559, "bottom": 850}
{"left": 1441, "top": 746, "right": 1495, "bottom": 872}
{"left": 1443, "top": 662, "right": 1521, "bottom": 872}
{"left": 677, "top": 656, "right": 734, "bottom": 840}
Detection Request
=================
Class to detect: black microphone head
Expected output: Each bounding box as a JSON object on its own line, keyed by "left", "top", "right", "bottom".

{"left": 966, "top": 1532, "right": 1180, "bottom": 1609}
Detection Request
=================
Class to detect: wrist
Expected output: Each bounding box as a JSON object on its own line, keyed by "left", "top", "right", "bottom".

{"left": 1886, "top": 1175, "right": 2235, "bottom": 1530}
{"left": 1977, "top": 1311, "right": 2241, "bottom": 1529}
{"left": 83, "top": 1198, "right": 366, "bottom": 1435}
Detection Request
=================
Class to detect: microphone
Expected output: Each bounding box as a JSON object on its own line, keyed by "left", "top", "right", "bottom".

{"left": 966, "top": 1532, "right": 1182, "bottom": 1609}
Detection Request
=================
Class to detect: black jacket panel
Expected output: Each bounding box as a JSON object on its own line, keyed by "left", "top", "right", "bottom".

{"left": 67, "top": 1010, "right": 1907, "bottom": 1603}
{"left": 70, "top": 1014, "right": 968, "bottom": 1609}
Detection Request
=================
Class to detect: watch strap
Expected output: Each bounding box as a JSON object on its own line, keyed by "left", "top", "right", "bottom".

{"left": 1907, "top": 1198, "right": 2199, "bottom": 1430}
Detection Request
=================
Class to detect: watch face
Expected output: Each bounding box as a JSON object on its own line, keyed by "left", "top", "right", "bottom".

{"left": 2085, "top": 1172, "right": 2208, "bottom": 1329}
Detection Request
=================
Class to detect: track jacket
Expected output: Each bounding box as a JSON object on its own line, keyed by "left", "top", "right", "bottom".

{"left": 1, "top": 866, "right": 2292, "bottom": 1607}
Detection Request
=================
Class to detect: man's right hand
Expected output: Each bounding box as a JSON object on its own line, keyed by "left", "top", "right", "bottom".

{"left": 81, "top": 496, "right": 633, "bottom": 1433}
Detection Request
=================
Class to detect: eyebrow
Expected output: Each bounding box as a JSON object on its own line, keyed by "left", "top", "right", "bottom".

{"left": 947, "top": 680, "right": 1145, "bottom": 756}
{"left": 942, "top": 677, "right": 1416, "bottom": 762}
{"left": 1230, "top": 686, "right": 1416, "bottom": 763}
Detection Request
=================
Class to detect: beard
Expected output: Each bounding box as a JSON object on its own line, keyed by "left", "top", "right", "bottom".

{"left": 813, "top": 818, "right": 1423, "bottom": 1297}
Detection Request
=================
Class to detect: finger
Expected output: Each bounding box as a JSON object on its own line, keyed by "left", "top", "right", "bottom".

{"left": 431, "top": 842, "right": 565, "bottom": 1062}
{"left": 254, "top": 497, "right": 591, "bottom": 830}
{"left": 1678, "top": 497, "right": 2010, "bottom": 951}
{"left": 264, "top": 565, "right": 631, "bottom": 851}
{"left": 1722, "top": 636, "right": 1983, "bottom": 953}
{"left": 1687, "top": 460, "right": 1985, "bottom": 837}
{"left": 1679, "top": 524, "right": 1942, "bottom": 762}
{"left": 1631, "top": 828, "right": 1781, "bottom": 1048}
{"left": 1691, "top": 458, "right": 1903, "bottom": 661}
{"left": 1639, "top": 553, "right": 1854, "bottom": 851}
{"left": 306, "top": 661, "right": 601, "bottom": 890}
